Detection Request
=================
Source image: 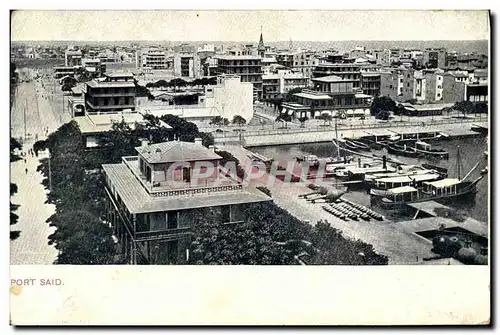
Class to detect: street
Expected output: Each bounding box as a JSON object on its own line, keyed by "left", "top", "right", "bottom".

{"left": 10, "top": 150, "right": 58, "bottom": 265}
{"left": 10, "top": 67, "right": 69, "bottom": 265}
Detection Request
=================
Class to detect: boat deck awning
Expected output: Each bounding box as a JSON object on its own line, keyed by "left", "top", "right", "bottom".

{"left": 364, "top": 129, "right": 395, "bottom": 137}
{"left": 376, "top": 173, "right": 442, "bottom": 184}
{"left": 423, "top": 178, "right": 460, "bottom": 188}
{"left": 389, "top": 186, "right": 418, "bottom": 194}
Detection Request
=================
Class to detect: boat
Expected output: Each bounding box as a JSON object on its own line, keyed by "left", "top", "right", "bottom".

{"left": 471, "top": 124, "right": 488, "bottom": 134}
{"left": 386, "top": 142, "right": 420, "bottom": 158}
{"left": 371, "top": 146, "right": 487, "bottom": 208}
{"left": 369, "top": 173, "right": 444, "bottom": 195}
{"left": 345, "top": 140, "right": 371, "bottom": 151}
{"left": 421, "top": 163, "right": 448, "bottom": 175}
{"left": 412, "top": 141, "right": 449, "bottom": 159}
{"left": 364, "top": 165, "right": 440, "bottom": 184}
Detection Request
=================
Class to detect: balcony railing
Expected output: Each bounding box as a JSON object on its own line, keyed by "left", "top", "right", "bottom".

{"left": 135, "top": 227, "right": 192, "bottom": 242}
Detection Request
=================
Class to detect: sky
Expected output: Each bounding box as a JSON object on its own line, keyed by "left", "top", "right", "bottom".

{"left": 11, "top": 10, "right": 490, "bottom": 42}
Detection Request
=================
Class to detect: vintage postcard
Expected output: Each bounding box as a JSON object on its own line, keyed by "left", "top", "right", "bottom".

{"left": 9, "top": 9, "right": 490, "bottom": 325}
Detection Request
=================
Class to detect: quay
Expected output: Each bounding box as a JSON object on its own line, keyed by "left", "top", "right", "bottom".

{"left": 212, "top": 118, "right": 487, "bottom": 147}
{"left": 219, "top": 144, "right": 488, "bottom": 265}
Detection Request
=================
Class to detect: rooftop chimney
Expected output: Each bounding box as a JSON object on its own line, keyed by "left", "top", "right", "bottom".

{"left": 208, "top": 145, "right": 215, "bottom": 152}
{"left": 194, "top": 138, "right": 202, "bottom": 145}
{"left": 155, "top": 148, "right": 162, "bottom": 160}
{"left": 141, "top": 140, "right": 149, "bottom": 148}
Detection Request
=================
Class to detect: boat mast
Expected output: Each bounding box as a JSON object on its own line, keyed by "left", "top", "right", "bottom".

{"left": 335, "top": 116, "right": 340, "bottom": 158}
{"left": 456, "top": 146, "right": 462, "bottom": 180}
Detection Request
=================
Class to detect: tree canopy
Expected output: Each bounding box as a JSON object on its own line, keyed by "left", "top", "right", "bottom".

{"left": 232, "top": 115, "right": 247, "bottom": 127}
{"left": 370, "top": 96, "right": 397, "bottom": 116}
{"left": 189, "top": 201, "right": 388, "bottom": 265}
{"left": 47, "top": 210, "right": 116, "bottom": 264}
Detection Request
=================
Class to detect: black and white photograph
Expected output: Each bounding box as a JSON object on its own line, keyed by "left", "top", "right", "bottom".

{"left": 8, "top": 9, "right": 491, "bottom": 325}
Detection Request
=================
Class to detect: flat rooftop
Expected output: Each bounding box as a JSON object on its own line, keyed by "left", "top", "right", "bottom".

{"left": 399, "top": 216, "right": 487, "bottom": 239}
{"left": 102, "top": 163, "right": 271, "bottom": 214}
{"left": 294, "top": 92, "right": 333, "bottom": 100}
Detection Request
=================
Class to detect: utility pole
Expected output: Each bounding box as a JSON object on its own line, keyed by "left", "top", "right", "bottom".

{"left": 24, "top": 99, "right": 27, "bottom": 141}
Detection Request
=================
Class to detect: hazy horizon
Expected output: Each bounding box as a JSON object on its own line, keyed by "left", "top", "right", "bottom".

{"left": 11, "top": 10, "right": 489, "bottom": 42}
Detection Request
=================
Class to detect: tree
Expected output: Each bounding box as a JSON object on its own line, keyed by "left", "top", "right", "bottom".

{"left": 298, "top": 116, "right": 309, "bottom": 128}
{"left": 188, "top": 200, "right": 389, "bottom": 265}
{"left": 10, "top": 183, "right": 20, "bottom": 240}
{"left": 47, "top": 210, "right": 116, "bottom": 264}
{"left": 61, "top": 82, "right": 75, "bottom": 92}
{"left": 453, "top": 101, "right": 474, "bottom": 118}
{"left": 10, "top": 138, "right": 22, "bottom": 162}
{"left": 232, "top": 115, "right": 247, "bottom": 128}
{"left": 215, "top": 150, "right": 246, "bottom": 180}
{"left": 200, "top": 132, "right": 215, "bottom": 147}
{"left": 159, "top": 114, "right": 200, "bottom": 142}
{"left": 285, "top": 87, "right": 303, "bottom": 102}
{"left": 276, "top": 113, "right": 292, "bottom": 128}
{"left": 319, "top": 112, "right": 332, "bottom": 126}
{"left": 210, "top": 116, "right": 223, "bottom": 126}
{"left": 375, "top": 110, "right": 391, "bottom": 121}
{"left": 370, "top": 96, "right": 397, "bottom": 116}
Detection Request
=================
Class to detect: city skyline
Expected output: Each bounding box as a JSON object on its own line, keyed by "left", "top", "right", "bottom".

{"left": 11, "top": 10, "right": 489, "bottom": 42}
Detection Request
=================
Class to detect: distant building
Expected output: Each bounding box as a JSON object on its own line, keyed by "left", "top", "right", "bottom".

{"left": 466, "top": 83, "right": 488, "bottom": 102}
{"left": 368, "top": 49, "right": 391, "bottom": 66}
{"left": 84, "top": 72, "right": 136, "bottom": 114}
{"left": 82, "top": 58, "right": 106, "bottom": 77}
{"left": 262, "top": 69, "right": 309, "bottom": 101}
{"left": 380, "top": 68, "right": 415, "bottom": 102}
{"left": 215, "top": 55, "right": 263, "bottom": 100}
{"left": 138, "top": 75, "right": 254, "bottom": 123}
{"left": 423, "top": 48, "right": 447, "bottom": 69}
{"left": 102, "top": 140, "right": 272, "bottom": 264}
{"left": 275, "top": 50, "right": 318, "bottom": 79}
{"left": 281, "top": 75, "right": 372, "bottom": 119}
{"left": 65, "top": 46, "right": 82, "bottom": 67}
{"left": 137, "top": 48, "right": 168, "bottom": 70}
{"left": 173, "top": 45, "right": 202, "bottom": 79}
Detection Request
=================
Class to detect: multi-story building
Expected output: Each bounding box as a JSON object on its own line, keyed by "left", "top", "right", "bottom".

{"left": 423, "top": 48, "right": 447, "bottom": 69}
{"left": 414, "top": 70, "right": 466, "bottom": 104}
{"left": 379, "top": 68, "right": 415, "bottom": 102}
{"left": 262, "top": 69, "right": 309, "bottom": 101}
{"left": 215, "top": 55, "right": 263, "bottom": 100}
{"left": 84, "top": 72, "right": 136, "bottom": 114}
{"left": 465, "top": 83, "right": 488, "bottom": 102}
{"left": 275, "top": 51, "right": 318, "bottom": 79}
{"left": 368, "top": 49, "right": 391, "bottom": 66}
{"left": 102, "top": 140, "right": 272, "bottom": 264}
{"left": 139, "top": 75, "right": 254, "bottom": 123}
{"left": 312, "top": 63, "right": 362, "bottom": 88}
{"left": 82, "top": 58, "right": 106, "bottom": 78}
{"left": 360, "top": 73, "right": 381, "bottom": 97}
{"left": 137, "top": 48, "right": 168, "bottom": 70}
{"left": 173, "top": 45, "right": 202, "bottom": 78}
{"left": 65, "top": 46, "right": 82, "bottom": 67}
{"left": 349, "top": 47, "right": 367, "bottom": 59}
{"left": 281, "top": 75, "right": 372, "bottom": 119}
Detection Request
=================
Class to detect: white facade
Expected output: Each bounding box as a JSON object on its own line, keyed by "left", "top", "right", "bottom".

{"left": 203, "top": 75, "right": 254, "bottom": 122}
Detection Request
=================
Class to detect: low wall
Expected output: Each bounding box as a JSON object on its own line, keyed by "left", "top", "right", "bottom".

{"left": 212, "top": 119, "right": 482, "bottom": 147}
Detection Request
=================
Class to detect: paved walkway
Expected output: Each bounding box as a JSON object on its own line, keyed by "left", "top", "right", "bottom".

{"left": 10, "top": 150, "right": 58, "bottom": 265}
{"left": 10, "top": 68, "right": 68, "bottom": 265}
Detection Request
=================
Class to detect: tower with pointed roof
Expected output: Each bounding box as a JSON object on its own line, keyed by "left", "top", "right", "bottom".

{"left": 257, "top": 27, "right": 265, "bottom": 58}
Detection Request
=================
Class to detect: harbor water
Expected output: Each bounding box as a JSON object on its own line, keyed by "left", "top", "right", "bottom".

{"left": 251, "top": 135, "right": 489, "bottom": 223}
